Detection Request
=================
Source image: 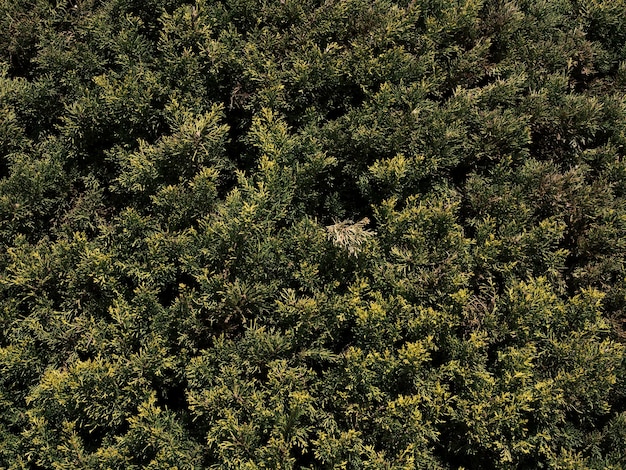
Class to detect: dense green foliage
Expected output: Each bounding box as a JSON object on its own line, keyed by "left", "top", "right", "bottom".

{"left": 1, "top": 0, "right": 626, "bottom": 467}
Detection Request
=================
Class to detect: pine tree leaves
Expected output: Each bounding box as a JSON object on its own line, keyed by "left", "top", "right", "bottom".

{"left": 1, "top": 0, "right": 626, "bottom": 467}
{"left": 114, "top": 103, "right": 230, "bottom": 198}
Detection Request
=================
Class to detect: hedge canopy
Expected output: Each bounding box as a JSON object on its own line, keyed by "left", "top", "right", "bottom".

{"left": 1, "top": 0, "right": 626, "bottom": 468}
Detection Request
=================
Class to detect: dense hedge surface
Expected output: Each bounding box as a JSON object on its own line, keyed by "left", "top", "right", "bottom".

{"left": 1, "top": 0, "right": 626, "bottom": 468}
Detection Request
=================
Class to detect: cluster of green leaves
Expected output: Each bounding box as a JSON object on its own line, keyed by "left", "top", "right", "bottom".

{"left": 1, "top": 0, "right": 626, "bottom": 468}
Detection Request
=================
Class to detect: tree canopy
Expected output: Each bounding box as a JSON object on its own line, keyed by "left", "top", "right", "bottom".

{"left": 1, "top": 0, "right": 625, "bottom": 468}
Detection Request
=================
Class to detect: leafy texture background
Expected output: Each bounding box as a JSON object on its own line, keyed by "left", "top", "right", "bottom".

{"left": 0, "top": 0, "right": 625, "bottom": 468}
